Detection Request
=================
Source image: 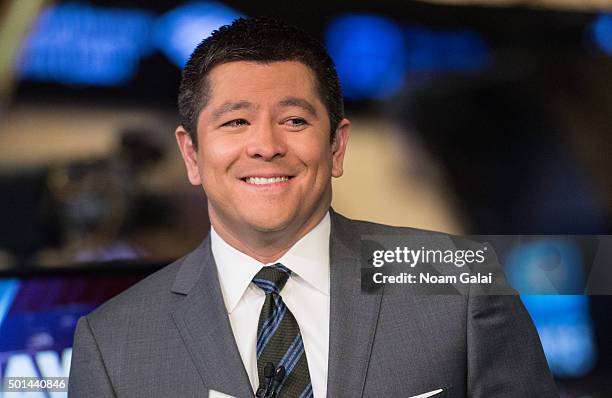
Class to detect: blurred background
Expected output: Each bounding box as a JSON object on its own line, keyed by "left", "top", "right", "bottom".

{"left": 0, "top": 0, "right": 611, "bottom": 396}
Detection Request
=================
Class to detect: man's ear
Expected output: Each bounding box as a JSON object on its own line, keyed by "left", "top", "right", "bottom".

{"left": 331, "top": 118, "right": 351, "bottom": 178}
{"left": 175, "top": 125, "right": 202, "bottom": 186}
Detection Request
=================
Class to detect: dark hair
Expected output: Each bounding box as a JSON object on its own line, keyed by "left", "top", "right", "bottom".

{"left": 177, "top": 17, "right": 344, "bottom": 148}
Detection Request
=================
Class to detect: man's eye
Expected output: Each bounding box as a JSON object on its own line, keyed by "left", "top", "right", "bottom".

{"left": 222, "top": 119, "right": 249, "bottom": 128}
{"left": 284, "top": 118, "right": 307, "bottom": 128}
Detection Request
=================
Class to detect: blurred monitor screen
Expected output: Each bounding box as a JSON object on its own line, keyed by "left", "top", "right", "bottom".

{"left": 0, "top": 264, "right": 161, "bottom": 386}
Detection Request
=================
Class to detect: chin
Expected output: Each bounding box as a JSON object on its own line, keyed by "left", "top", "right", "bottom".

{"left": 244, "top": 209, "right": 295, "bottom": 233}
{"left": 249, "top": 217, "right": 292, "bottom": 233}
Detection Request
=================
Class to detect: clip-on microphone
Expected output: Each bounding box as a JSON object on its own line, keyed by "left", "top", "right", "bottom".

{"left": 269, "top": 365, "right": 286, "bottom": 397}
{"left": 256, "top": 362, "right": 275, "bottom": 397}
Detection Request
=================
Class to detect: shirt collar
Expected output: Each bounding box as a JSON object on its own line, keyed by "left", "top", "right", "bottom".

{"left": 211, "top": 212, "right": 331, "bottom": 314}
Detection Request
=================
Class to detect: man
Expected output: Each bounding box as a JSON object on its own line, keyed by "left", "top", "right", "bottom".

{"left": 69, "top": 18, "right": 558, "bottom": 397}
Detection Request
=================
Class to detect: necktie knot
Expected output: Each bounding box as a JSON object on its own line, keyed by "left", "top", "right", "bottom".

{"left": 253, "top": 263, "right": 291, "bottom": 294}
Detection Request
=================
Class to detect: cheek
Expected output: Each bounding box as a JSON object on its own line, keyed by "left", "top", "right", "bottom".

{"left": 311, "top": 144, "right": 334, "bottom": 172}
{"left": 301, "top": 146, "right": 334, "bottom": 184}
{"left": 293, "top": 134, "right": 332, "bottom": 167}
{"left": 199, "top": 137, "right": 243, "bottom": 176}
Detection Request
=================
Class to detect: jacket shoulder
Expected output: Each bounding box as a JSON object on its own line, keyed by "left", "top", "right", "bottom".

{"left": 332, "top": 211, "right": 443, "bottom": 236}
{"left": 84, "top": 254, "right": 187, "bottom": 329}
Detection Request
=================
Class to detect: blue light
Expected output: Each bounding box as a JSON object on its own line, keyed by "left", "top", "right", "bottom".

{"left": 0, "top": 279, "right": 19, "bottom": 328}
{"left": 504, "top": 239, "right": 596, "bottom": 377}
{"left": 590, "top": 13, "right": 612, "bottom": 55}
{"left": 505, "top": 239, "right": 585, "bottom": 294}
{"left": 404, "top": 26, "right": 490, "bottom": 72}
{"left": 325, "top": 14, "right": 407, "bottom": 100}
{"left": 325, "top": 15, "right": 491, "bottom": 100}
{"left": 16, "top": 3, "right": 155, "bottom": 86}
{"left": 154, "top": 2, "right": 243, "bottom": 68}
{"left": 521, "top": 295, "right": 597, "bottom": 377}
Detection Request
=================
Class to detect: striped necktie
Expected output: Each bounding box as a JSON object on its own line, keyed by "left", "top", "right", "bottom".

{"left": 252, "top": 263, "right": 313, "bottom": 398}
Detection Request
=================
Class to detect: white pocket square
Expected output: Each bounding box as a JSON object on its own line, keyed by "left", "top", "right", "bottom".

{"left": 208, "top": 390, "right": 235, "bottom": 398}
{"left": 408, "top": 389, "right": 444, "bottom": 398}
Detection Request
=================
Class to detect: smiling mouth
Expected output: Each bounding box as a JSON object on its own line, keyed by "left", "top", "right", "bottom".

{"left": 241, "top": 176, "right": 294, "bottom": 185}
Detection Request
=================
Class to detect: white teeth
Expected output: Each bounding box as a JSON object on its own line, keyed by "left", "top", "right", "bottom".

{"left": 245, "top": 176, "right": 289, "bottom": 185}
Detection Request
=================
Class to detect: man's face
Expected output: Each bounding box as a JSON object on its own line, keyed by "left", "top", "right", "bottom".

{"left": 176, "top": 61, "right": 350, "bottom": 241}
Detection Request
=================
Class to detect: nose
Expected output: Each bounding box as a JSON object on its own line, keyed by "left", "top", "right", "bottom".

{"left": 245, "top": 122, "right": 287, "bottom": 160}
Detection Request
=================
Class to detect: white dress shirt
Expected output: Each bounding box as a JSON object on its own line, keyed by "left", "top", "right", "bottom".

{"left": 211, "top": 212, "right": 330, "bottom": 397}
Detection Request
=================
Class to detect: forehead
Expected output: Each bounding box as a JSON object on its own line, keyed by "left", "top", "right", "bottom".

{"left": 204, "top": 61, "right": 321, "bottom": 106}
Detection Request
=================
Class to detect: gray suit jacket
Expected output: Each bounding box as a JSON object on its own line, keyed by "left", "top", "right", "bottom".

{"left": 69, "top": 211, "right": 558, "bottom": 397}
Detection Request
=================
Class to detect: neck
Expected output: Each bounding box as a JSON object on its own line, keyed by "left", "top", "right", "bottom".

{"left": 210, "top": 208, "right": 329, "bottom": 264}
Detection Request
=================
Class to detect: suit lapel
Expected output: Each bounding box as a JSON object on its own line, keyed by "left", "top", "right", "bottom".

{"left": 327, "top": 211, "right": 383, "bottom": 398}
{"left": 170, "top": 237, "right": 254, "bottom": 398}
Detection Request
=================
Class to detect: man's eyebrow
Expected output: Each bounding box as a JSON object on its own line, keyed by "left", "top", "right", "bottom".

{"left": 278, "top": 97, "right": 317, "bottom": 117}
{"left": 210, "top": 100, "right": 253, "bottom": 122}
